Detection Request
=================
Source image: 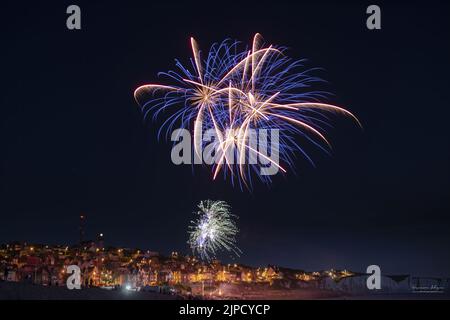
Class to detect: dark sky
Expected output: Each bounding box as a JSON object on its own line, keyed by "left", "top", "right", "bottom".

{"left": 2, "top": 1, "right": 450, "bottom": 276}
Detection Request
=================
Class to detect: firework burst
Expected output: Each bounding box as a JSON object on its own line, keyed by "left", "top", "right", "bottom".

{"left": 188, "top": 200, "right": 240, "bottom": 261}
{"left": 134, "top": 34, "right": 360, "bottom": 188}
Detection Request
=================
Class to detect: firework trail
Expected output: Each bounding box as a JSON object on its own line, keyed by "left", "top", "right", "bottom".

{"left": 134, "top": 34, "right": 360, "bottom": 188}
{"left": 188, "top": 200, "right": 240, "bottom": 261}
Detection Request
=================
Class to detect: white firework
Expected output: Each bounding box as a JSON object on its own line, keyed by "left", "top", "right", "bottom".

{"left": 188, "top": 200, "right": 241, "bottom": 261}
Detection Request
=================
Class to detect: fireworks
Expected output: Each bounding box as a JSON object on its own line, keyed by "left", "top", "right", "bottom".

{"left": 188, "top": 200, "right": 240, "bottom": 261}
{"left": 134, "top": 34, "right": 360, "bottom": 188}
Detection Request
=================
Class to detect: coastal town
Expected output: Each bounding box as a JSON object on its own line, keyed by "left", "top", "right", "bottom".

{"left": 0, "top": 235, "right": 358, "bottom": 297}
{"left": 1, "top": 216, "right": 447, "bottom": 299}
{"left": 2, "top": 233, "right": 443, "bottom": 299}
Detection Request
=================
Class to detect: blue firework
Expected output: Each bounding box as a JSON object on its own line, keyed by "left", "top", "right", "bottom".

{"left": 134, "top": 34, "right": 360, "bottom": 189}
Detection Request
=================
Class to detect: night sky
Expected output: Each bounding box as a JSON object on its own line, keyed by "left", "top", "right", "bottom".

{"left": 2, "top": 1, "right": 450, "bottom": 276}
